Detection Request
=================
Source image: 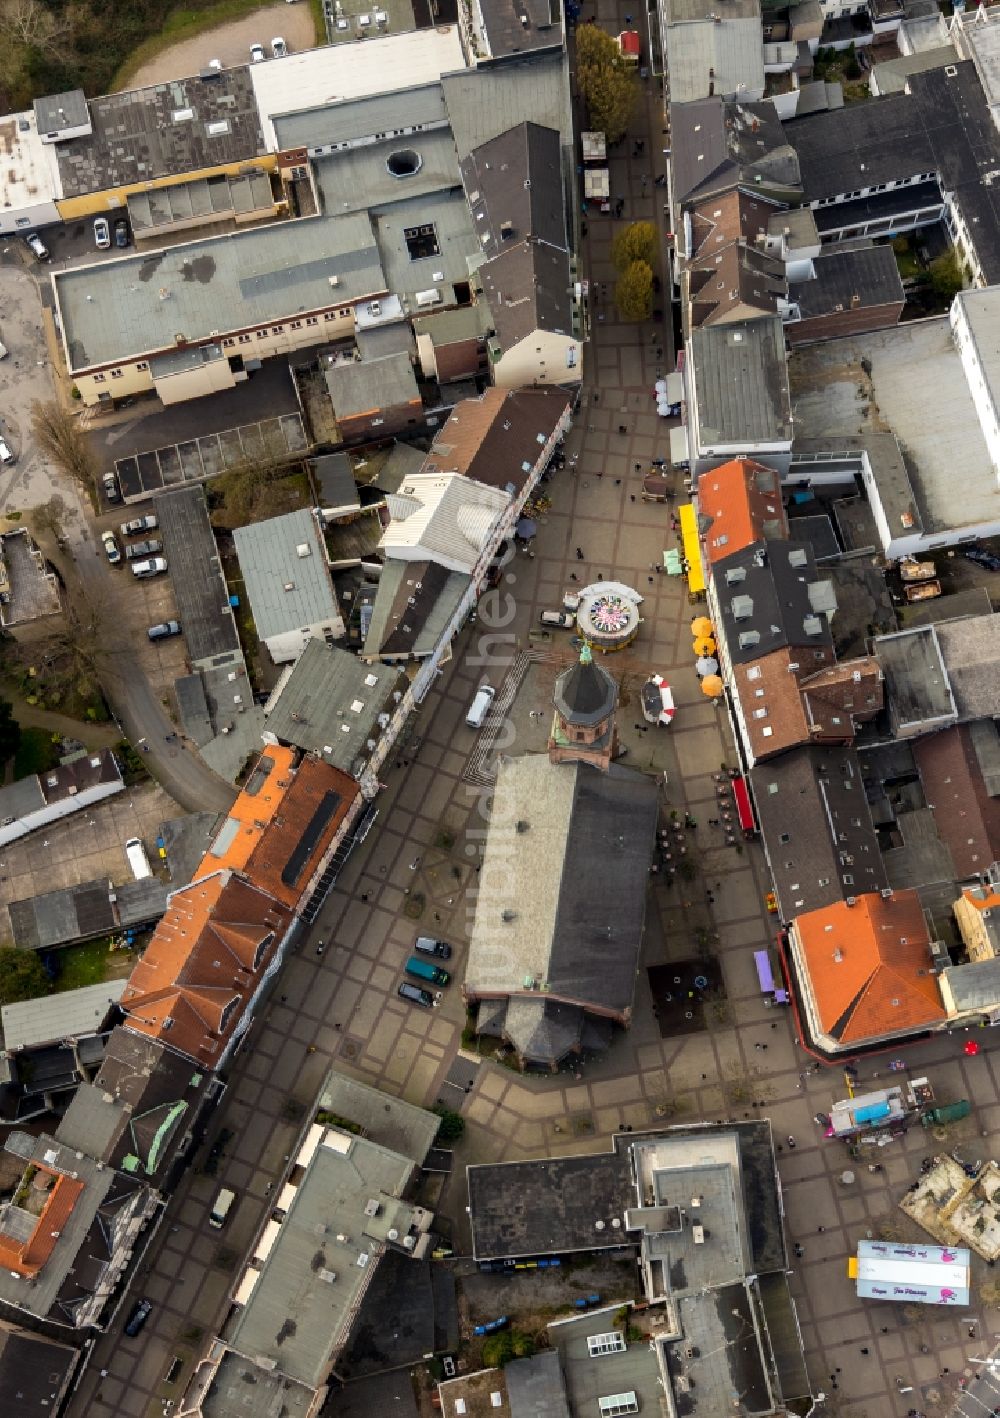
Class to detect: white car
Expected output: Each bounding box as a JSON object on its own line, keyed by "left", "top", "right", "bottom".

{"left": 102, "top": 531, "right": 122, "bottom": 565}
{"left": 94, "top": 216, "right": 111, "bottom": 250}
{"left": 132, "top": 557, "right": 167, "bottom": 579}
{"left": 271, "top": 36, "right": 287, "bottom": 57}
{"left": 24, "top": 232, "right": 49, "bottom": 261}
{"left": 0, "top": 437, "right": 13, "bottom": 465}
{"left": 250, "top": 42, "right": 265, "bottom": 62}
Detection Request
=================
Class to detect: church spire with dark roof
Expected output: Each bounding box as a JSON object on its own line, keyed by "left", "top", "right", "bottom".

{"left": 548, "top": 642, "right": 618, "bottom": 771}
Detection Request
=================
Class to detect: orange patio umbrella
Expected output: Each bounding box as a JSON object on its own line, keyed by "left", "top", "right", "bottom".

{"left": 691, "top": 615, "right": 713, "bottom": 639}
{"left": 701, "top": 674, "right": 724, "bottom": 698}
{"left": 692, "top": 636, "right": 717, "bottom": 657}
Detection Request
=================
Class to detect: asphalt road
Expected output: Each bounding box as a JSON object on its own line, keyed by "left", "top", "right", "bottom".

{"left": 69, "top": 522, "right": 238, "bottom": 816}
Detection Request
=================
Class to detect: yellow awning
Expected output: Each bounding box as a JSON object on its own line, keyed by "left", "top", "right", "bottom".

{"left": 678, "top": 502, "right": 706, "bottom": 593}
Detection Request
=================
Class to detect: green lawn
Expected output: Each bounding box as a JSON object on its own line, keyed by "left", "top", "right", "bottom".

{"left": 13, "top": 727, "right": 60, "bottom": 782}
{"left": 54, "top": 939, "right": 115, "bottom": 992}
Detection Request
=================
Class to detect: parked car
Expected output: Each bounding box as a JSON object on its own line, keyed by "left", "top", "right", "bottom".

{"left": 132, "top": 557, "right": 168, "bottom": 579}
{"left": 406, "top": 956, "right": 450, "bottom": 987}
{"left": 963, "top": 545, "right": 1000, "bottom": 572}
{"left": 414, "top": 936, "right": 452, "bottom": 960}
{"left": 271, "top": 35, "right": 287, "bottom": 56}
{"left": 124, "top": 1299, "right": 153, "bottom": 1337}
{"left": 250, "top": 41, "right": 265, "bottom": 61}
{"left": 102, "top": 471, "right": 121, "bottom": 504}
{"left": 102, "top": 531, "right": 121, "bottom": 565}
{"left": 121, "top": 514, "right": 158, "bottom": 537}
{"left": 0, "top": 340, "right": 9, "bottom": 360}
{"left": 93, "top": 216, "right": 111, "bottom": 250}
{"left": 24, "top": 232, "right": 49, "bottom": 261}
{"left": 114, "top": 218, "right": 130, "bottom": 248}
{"left": 466, "top": 683, "right": 495, "bottom": 728}
{"left": 0, "top": 437, "right": 13, "bottom": 466}
{"left": 125, "top": 538, "right": 163, "bottom": 561}
{"left": 148, "top": 620, "right": 181, "bottom": 641}
{"left": 397, "top": 981, "right": 436, "bottom": 1008}
{"left": 539, "top": 609, "right": 574, "bottom": 628}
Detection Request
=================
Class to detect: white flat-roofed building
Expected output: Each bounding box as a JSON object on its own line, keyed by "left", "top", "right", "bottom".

{"left": 250, "top": 27, "right": 468, "bottom": 150}
{"left": 0, "top": 109, "right": 63, "bottom": 234}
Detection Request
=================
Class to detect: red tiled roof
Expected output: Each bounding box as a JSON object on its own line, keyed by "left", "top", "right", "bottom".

{"left": 122, "top": 871, "right": 291, "bottom": 1064}
{"left": 123, "top": 752, "right": 357, "bottom": 1063}
{"left": 698, "top": 459, "right": 788, "bottom": 564}
{"left": 0, "top": 1168, "right": 85, "bottom": 1276}
{"left": 793, "top": 891, "right": 945, "bottom": 1046}
{"left": 913, "top": 726, "right": 1000, "bottom": 879}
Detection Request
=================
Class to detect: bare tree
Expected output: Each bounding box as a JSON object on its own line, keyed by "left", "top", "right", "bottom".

{"left": 0, "top": 0, "right": 66, "bottom": 57}
{"left": 30, "top": 401, "right": 99, "bottom": 495}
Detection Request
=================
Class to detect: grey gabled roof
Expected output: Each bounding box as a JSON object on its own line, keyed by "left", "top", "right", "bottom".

{"left": 504, "top": 1351, "right": 571, "bottom": 1418}
{"left": 942, "top": 958, "right": 1000, "bottom": 1013}
{"left": 789, "top": 244, "right": 904, "bottom": 318}
{"left": 461, "top": 122, "right": 567, "bottom": 256}
{"left": 480, "top": 240, "right": 573, "bottom": 350}
{"left": 362, "top": 559, "right": 470, "bottom": 659}
{"left": 442, "top": 51, "right": 573, "bottom": 159}
{"left": 326, "top": 353, "right": 420, "bottom": 419}
{"left": 2, "top": 982, "right": 126, "bottom": 1052}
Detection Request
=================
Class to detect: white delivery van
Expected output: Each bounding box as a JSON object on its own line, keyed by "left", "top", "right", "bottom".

{"left": 209, "top": 1186, "right": 236, "bottom": 1229}
{"left": 124, "top": 836, "right": 153, "bottom": 880}
{"left": 466, "top": 683, "right": 496, "bottom": 729}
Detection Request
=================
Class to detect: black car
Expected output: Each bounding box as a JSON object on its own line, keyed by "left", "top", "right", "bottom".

{"left": 124, "top": 1298, "right": 153, "bottom": 1336}
{"left": 414, "top": 936, "right": 452, "bottom": 960}
{"left": 114, "top": 218, "right": 130, "bottom": 248}
{"left": 962, "top": 546, "right": 1000, "bottom": 572}
{"left": 398, "top": 981, "right": 435, "bottom": 1008}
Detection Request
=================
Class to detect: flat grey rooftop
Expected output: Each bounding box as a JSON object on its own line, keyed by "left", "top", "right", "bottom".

{"left": 55, "top": 213, "right": 386, "bottom": 371}
{"left": 873, "top": 625, "right": 956, "bottom": 727}
{"left": 233, "top": 508, "right": 341, "bottom": 644}
{"left": 53, "top": 69, "right": 267, "bottom": 200}
{"left": 371, "top": 188, "right": 480, "bottom": 304}
{"left": 316, "top": 1071, "right": 438, "bottom": 1163}
{"left": 467, "top": 1153, "right": 632, "bottom": 1259}
{"left": 200, "top": 1350, "right": 315, "bottom": 1418}
{"left": 313, "top": 129, "right": 462, "bottom": 218}
{"left": 154, "top": 485, "right": 242, "bottom": 668}
{"left": 690, "top": 316, "right": 792, "bottom": 446}
{"left": 788, "top": 320, "right": 1000, "bottom": 537}
{"left": 551, "top": 1310, "right": 664, "bottom": 1418}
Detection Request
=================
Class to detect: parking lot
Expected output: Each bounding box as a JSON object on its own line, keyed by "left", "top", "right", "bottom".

{"left": 97, "top": 509, "right": 189, "bottom": 695}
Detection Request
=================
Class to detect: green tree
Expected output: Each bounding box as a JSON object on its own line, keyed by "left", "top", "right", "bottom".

{"left": 575, "top": 26, "right": 637, "bottom": 143}
{"left": 481, "top": 1329, "right": 534, "bottom": 1366}
{"left": 612, "top": 221, "right": 657, "bottom": 273}
{"left": 0, "top": 946, "right": 49, "bottom": 1005}
{"left": 433, "top": 1107, "right": 466, "bottom": 1143}
{"left": 926, "top": 250, "right": 963, "bottom": 303}
{"left": 0, "top": 700, "right": 20, "bottom": 764}
{"left": 615, "top": 260, "right": 654, "bottom": 321}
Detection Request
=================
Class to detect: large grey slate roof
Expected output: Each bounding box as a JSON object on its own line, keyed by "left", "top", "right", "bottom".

{"left": 466, "top": 756, "right": 658, "bottom": 1017}
{"left": 689, "top": 316, "right": 793, "bottom": 445}
{"left": 714, "top": 537, "right": 835, "bottom": 665}
{"left": 790, "top": 245, "right": 904, "bottom": 319}
{"left": 461, "top": 122, "right": 566, "bottom": 256}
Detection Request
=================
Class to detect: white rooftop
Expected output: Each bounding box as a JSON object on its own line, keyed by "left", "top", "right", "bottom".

{"left": 0, "top": 109, "right": 63, "bottom": 216}
{"left": 250, "top": 26, "right": 468, "bottom": 149}
{"left": 381, "top": 470, "right": 510, "bottom": 574}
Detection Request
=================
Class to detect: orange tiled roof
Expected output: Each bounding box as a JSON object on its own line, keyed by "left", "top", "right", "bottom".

{"left": 0, "top": 1167, "right": 85, "bottom": 1277}
{"left": 698, "top": 459, "right": 788, "bottom": 564}
{"left": 794, "top": 891, "right": 945, "bottom": 1046}
{"left": 121, "top": 873, "right": 292, "bottom": 1064}
{"left": 243, "top": 756, "right": 359, "bottom": 907}
{"left": 734, "top": 651, "right": 882, "bottom": 760}
{"left": 195, "top": 745, "right": 299, "bottom": 884}
{"left": 962, "top": 886, "right": 1000, "bottom": 914}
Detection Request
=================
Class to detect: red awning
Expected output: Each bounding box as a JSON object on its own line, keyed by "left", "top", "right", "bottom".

{"left": 619, "top": 29, "right": 641, "bottom": 52}
{"left": 733, "top": 776, "right": 755, "bottom": 834}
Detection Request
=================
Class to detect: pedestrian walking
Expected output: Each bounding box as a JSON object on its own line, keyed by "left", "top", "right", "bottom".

{"left": 635, "top": 461, "right": 642, "bottom": 472}
{"left": 630, "top": 494, "right": 636, "bottom": 502}
{"left": 576, "top": 546, "right": 584, "bottom": 559}
{"left": 619, "top": 423, "right": 627, "bottom": 434}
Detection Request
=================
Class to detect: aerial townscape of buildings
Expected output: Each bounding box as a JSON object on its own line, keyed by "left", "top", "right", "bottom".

{"left": 6, "top": 0, "right": 1000, "bottom": 1413}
